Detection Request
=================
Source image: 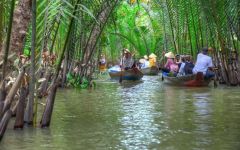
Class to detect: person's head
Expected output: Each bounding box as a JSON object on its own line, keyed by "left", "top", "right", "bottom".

{"left": 123, "top": 49, "right": 131, "bottom": 59}
{"left": 181, "top": 55, "right": 186, "bottom": 62}
{"left": 164, "top": 52, "right": 175, "bottom": 60}
{"left": 202, "top": 47, "right": 208, "bottom": 55}
{"left": 175, "top": 54, "right": 180, "bottom": 61}
{"left": 185, "top": 55, "right": 193, "bottom": 62}
{"left": 144, "top": 55, "right": 148, "bottom": 60}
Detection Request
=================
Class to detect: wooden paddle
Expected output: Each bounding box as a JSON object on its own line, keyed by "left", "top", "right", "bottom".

{"left": 119, "top": 49, "right": 124, "bottom": 83}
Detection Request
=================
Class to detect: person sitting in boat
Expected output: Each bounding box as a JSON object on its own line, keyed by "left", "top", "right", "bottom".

{"left": 120, "top": 49, "right": 134, "bottom": 70}
{"left": 99, "top": 54, "right": 107, "bottom": 72}
{"left": 162, "top": 52, "right": 179, "bottom": 76}
{"left": 162, "top": 52, "right": 174, "bottom": 73}
{"left": 177, "top": 56, "right": 186, "bottom": 76}
{"left": 175, "top": 54, "right": 182, "bottom": 68}
{"left": 192, "top": 47, "right": 215, "bottom": 78}
{"left": 140, "top": 55, "right": 150, "bottom": 69}
{"left": 184, "top": 55, "right": 195, "bottom": 75}
{"left": 149, "top": 53, "right": 157, "bottom": 67}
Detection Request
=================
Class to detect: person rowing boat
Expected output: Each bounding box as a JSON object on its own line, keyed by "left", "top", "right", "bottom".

{"left": 193, "top": 47, "right": 215, "bottom": 79}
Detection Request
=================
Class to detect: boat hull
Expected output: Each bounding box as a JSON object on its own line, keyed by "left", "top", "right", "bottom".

{"left": 141, "top": 66, "right": 159, "bottom": 75}
{"left": 163, "top": 72, "right": 211, "bottom": 87}
{"left": 109, "top": 68, "right": 143, "bottom": 80}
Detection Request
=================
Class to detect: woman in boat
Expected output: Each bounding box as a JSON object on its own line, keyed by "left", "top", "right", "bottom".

{"left": 120, "top": 49, "right": 134, "bottom": 70}
{"left": 149, "top": 53, "right": 157, "bottom": 67}
{"left": 99, "top": 54, "right": 107, "bottom": 72}
{"left": 162, "top": 52, "right": 179, "bottom": 76}
{"left": 192, "top": 47, "right": 215, "bottom": 78}
{"left": 139, "top": 55, "right": 150, "bottom": 69}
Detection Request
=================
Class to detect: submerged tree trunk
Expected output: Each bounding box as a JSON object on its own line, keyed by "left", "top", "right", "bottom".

{"left": 9, "top": 0, "right": 32, "bottom": 54}
{"left": 25, "top": 0, "right": 36, "bottom": 125}
{"left": 40, "top": 0, "right": 81, "bottom": 127}
{"left": 40, "top": 82, "right": 57, "bottom": 127}
{"left": 14, "top": 86, "right": 27, "bottom": 129}
{"left": 0, "top": 110, "right": 12, "bottom": 141}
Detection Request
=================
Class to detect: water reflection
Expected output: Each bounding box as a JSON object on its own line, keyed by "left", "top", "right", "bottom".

{"left": 117, "top": 76, "right": 160, "bottom": 149}
{"left": 0, "top": 76, "right": 240, "bottom": 150}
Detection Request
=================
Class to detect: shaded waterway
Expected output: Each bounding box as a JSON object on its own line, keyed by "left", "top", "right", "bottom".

{"left": 1, "top": 76, "right": 240, "bottom": 150}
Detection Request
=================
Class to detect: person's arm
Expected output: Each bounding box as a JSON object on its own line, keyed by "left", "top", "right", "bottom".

{"left": 164, "top": 59, "right": 169, "bottom": 68}
{"left": 208, "top": 57, "right": 214, "bottom": 70}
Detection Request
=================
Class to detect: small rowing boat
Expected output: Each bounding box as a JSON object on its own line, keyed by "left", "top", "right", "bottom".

{"left": 162, "top": 72, "right": 212, "bottom": 87}
{"left": 140, "top": 66, "right": 159, "bottom": 75}
{"left": 108, "top": 67, "right": 143, "bottom": 81}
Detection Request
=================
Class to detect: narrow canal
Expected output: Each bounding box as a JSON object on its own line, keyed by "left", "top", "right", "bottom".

{"left": 1, "top": 76, "right": 240, "bottom": 150}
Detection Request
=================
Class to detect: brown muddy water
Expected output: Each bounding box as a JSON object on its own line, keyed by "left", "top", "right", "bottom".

{"left": 0, "top": 76, "right": 240, "bottom": 150}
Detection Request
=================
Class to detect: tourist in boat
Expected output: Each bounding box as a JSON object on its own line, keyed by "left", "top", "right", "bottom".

{"left": 162, "top": 52, "right": 174, "bottom": 73}
{"left": 177, "top": 56, "right": 186, "bottom": 76}
{"left": 175, "top": 54, "right": 182, "bottom": 68}
{"left": 140, "top": 55, "right": 150, "bottom": 69}
{"left": 149, "top": 53, "right": 157, "bottom": 67}
{"left": 120, "top": 49, "right": 134, "bottom": 70}
{"left": 184, "top": 55, "right": 195, "bottom": 75}
{"left": 192, "top": 47, "right": 215, "bottom": 78}
{"left": 99, "top": 54, "right": 107, "bottom": 72}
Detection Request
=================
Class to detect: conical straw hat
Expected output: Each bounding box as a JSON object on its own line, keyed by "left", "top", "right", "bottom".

{"left": 164, "top": 52, "right": 175, "bottom": 58}
{"left": 124, "top": 48, "right": 131, "bottom": 54}
{"left": 139, "top": 59, "right": 145, "bottom": 64}
{"left": 144, "top": 55, "right": 148, "bottom": 59}
{"left": 149, "top": 53, "right": 157, "bottom": 58}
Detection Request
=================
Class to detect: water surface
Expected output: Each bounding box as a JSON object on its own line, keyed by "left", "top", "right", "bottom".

{"left": 0, "top": 76, "right": 240, "bottom": 150}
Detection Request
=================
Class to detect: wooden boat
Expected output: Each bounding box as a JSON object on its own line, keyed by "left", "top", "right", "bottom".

{"left": 162, "top": 72, "right": 212, "bottom": 87}
{"left": 108, "top": 68, "right": 143, "bottom": 80}
{"left": 140, "top": 66, "right": 159, "bottom": 75}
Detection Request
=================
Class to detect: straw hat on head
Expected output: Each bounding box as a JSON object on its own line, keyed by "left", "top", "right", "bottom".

{"left": 149, "top": 53, "right": 157, "bottom": 58}
{"left": 20, "top": 54, "right": 27, "bottom": 58}
{"left": 164, "top": 52, "right": 175, "bottom": 58}
{"left": 124, "top": 48, "right": 131, "bottom": 54}
{"left": 139, "top": 59, "right": 145, "bottom": 64}
{"left": 144, "top": 55, "right": 148, "bottom": 59}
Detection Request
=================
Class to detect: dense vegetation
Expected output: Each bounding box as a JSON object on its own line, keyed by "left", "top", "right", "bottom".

{"left": 0, "top": 0, "right": 239, "bottom": 141}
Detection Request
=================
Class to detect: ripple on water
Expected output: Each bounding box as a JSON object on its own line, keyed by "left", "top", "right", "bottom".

{"left": 0, "top": 76, "right": 240, "bottom": 150}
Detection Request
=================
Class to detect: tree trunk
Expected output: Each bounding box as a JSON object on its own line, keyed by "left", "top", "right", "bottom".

{"left": 40, "top": 82, "right": 58, "bottom": 127}
{"left": 81, "top": 0, "right": 119, "bottom": 77}
{"left": 0, "top": 110, "right": 12, "bottom": 141}
{"left": 9, "top": 0, "right": 32, "bottom": 54}
{"left": 37, "top": 68, "right": 51, "bottom": 98}
{"left": 0, "top": 68, "right": 25, "bottom": 119}
{"left": 25, "top": 0, "right": 36, "bottom": 125}
{"left": 14, "top": 86, "right": 27, "bottom": 129}
{"left": 40, "top": 0, "right": 81, "bottom": 127}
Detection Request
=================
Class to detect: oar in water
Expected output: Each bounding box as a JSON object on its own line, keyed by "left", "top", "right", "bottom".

{"left": 119, "top": 49, "right": 124, "bottom": 83}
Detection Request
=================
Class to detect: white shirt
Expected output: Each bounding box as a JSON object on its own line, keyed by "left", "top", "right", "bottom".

{"left": 178, "top": 62, "right": 186, "bottom": 75}
{"left": 141, "top": 60, "right": 150, "bottom": 68}
{"left": 193, "top": 53, "right": 213, "bottom": 75}
{"left": 120, "top": 57, "right": 133, "bottom": 68}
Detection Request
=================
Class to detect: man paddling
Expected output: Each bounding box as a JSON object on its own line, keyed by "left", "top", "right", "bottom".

{"left": 120, "top": 49, "right": 134, "bottom": 70}
{"left": 192, "top": 47, "right": 215, "bottom": 78}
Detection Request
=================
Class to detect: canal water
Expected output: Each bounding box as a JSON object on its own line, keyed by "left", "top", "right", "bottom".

{"left": 0, "top": 76, "right": 240, "bottom": 150}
